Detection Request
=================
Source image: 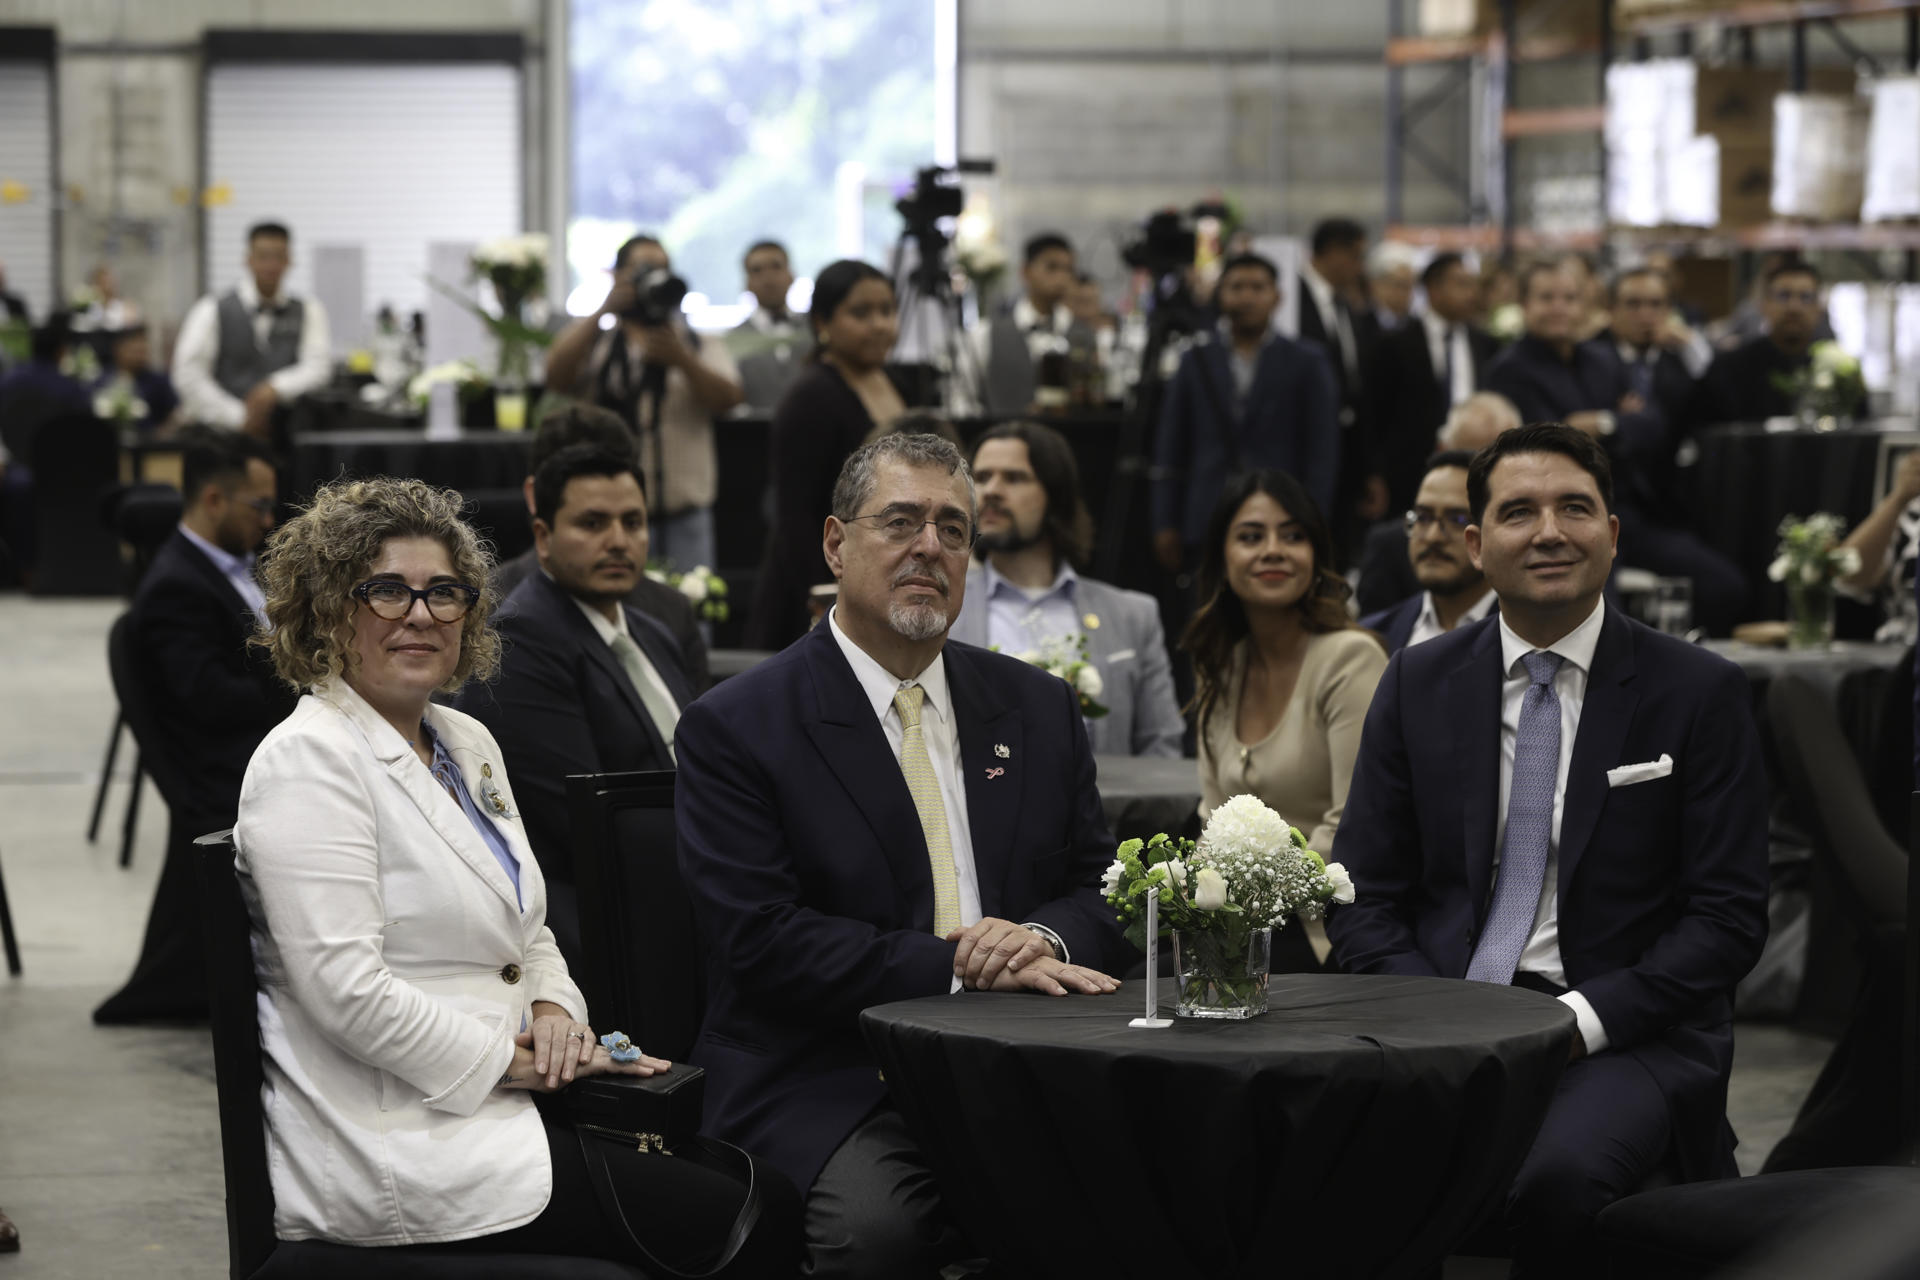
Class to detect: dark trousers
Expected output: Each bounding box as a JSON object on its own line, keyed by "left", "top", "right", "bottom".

{"left": 1616, "top": 512, "right": 1748, "bottom": 637}
{"left": 416, "top": 1113, "right": 802, "bottom": 1278}
{"left": 94, "top": 817, "right": 214, "bottom": 1024}
{"left": 1505, "top": 1051, "right": 1672, "bottom": 1279}
{"left": 803, "top": 1107, "right": 970, "bottom": 1280}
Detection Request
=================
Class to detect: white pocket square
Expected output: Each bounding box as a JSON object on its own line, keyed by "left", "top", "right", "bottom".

{"left": 1107, "top": 648, "right": 1137, "bottom": 663}
{"left": 1607, "top": 754, "right": 1673, "bottom": 788}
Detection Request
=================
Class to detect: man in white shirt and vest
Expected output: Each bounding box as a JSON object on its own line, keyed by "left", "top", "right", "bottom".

{"left": 172, "top": 222, "right": 333, "bottom": 439}
{"left": 971, "top": 231, "right": 1094, "bottom": 416}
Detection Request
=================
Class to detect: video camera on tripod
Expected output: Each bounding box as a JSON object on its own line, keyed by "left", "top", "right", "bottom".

{"left": 895, "top": 159, "right": 996, "bottom": 292}
{"left": 1120, "top": 200, "right": 1231, "bottom": 347}
{"left": 890, "top": 158, "right": 997, "bottom": 409}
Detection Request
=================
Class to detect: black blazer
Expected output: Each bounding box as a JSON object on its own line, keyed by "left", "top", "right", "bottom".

{"left": 1326, "top": 607, "right": 1771, "bottom": 1179}
{"left": 132, "top": 530, "right": 296, "bottom": 826}
{"left": 491, "top": 545, "right": 710, "bottom": 693}
{"left": 455, "top": 569, "right": 698, "bottom": 889}
{"left": 1295, "top": 278, "right": 1378, "bottom": 420}
{"left": 1369, "top": 319, "right": 1500, "bottom": 514}
{"left": 675, "top": 623, "right": 1137, "bottom": 1192}
{"left": 1359, "top": 595, "right": 1423, "bottom": 655}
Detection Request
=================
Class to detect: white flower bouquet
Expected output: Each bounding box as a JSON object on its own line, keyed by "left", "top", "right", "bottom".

{"left": 1767, "top": 512, "right": 1859, "bottom": 649}
{"left": 1103, "top": 795, "right": 1353, "bottom": 1017}
{"left": 92, "top": 381, "right": 148, "bottom": 426}
{"left": 429, "top": 231, "right": 554, "bottom": 388}
{"left": 1770, "top": 339, "right": 1864, "bottom": 423}
{"left": 1002, "top": 634, "right": 1108, "bottom": 719}
{"left": 645, "top": 562, "right": 730, "bottom": 623}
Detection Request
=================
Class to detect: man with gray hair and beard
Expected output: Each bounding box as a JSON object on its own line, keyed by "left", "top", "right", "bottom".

{"left": 675, "top": 432, "right": 1136, "bottom": 1279}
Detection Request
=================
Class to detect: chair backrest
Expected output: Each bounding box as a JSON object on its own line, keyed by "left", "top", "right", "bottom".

{"left": 1768, "top": 674, "right": 1909, "bottom": 928}
{"left": 31, "top": 412, "right": 122, "bottom": 596}
{"left": 106, "top": 609, "right": 196, "bottom": 815}
{"left": 106, "top": 483, "right": 184, "bottom": 588}
{"left": 566, "top": 770, "right": 705, "bottom": 1061}
{"left": 462, "top": 487, "right": 535, "bottom": 566}
{"left": 193, "top": 829, "right": 279, "bottom": 1280}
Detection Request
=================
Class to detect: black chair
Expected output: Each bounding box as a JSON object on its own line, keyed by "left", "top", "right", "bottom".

{"left": 462, "top": 487, "right": 535, "bottom": 566}
{"left": 0, "top": 843, "right": 19, "bottom": 976}
{"left": 30, "top": 412, "right": 122, "bottom": 596}
{"left": 195, "top": 831, "right": 645, "bottom": 1279}
{"left": 566, "top": 770, "right": 705, "bottom": 1062}
{"left": 102, "top": 611, "right": 176, "bottom": 868}
{"left": 86, "top": 487, "right": 182, "bottom": 853}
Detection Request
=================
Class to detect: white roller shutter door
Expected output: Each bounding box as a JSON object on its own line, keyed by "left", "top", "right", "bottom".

{"left": 0, "top": 60, "right": 55, "bottom": 318}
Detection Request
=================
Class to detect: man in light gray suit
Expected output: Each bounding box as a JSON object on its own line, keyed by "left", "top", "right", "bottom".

{"left": 724, "top": 239, "right": 810, "bottom": 413}
{"left": 950, "top": 421, "right": 1185, "bottom": 758}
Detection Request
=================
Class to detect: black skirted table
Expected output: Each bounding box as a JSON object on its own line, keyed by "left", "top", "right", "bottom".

{"left": 288, "top": 428, "right": 531, "bottom": 499}
{"left": 861, "top": 974, "right": 1575, "bottom": 1279}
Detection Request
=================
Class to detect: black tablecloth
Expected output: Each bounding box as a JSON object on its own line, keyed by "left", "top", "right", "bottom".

{"left": 288, "top": 428, "right": 531, "bottom": 499}
{"left": 1094, "top": 754, "right": 1201, "bottom": 842}
{"left": 861, "top": 975, "right": 1575, "bottom": 1279}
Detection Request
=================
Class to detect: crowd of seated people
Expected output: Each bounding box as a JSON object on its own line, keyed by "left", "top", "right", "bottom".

{"left": 16, "top": 208, "right": 1920, "bottom": 1273}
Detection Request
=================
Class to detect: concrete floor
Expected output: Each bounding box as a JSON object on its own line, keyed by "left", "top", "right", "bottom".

{"left": 0, "top": 597, "right": 1838, "bottom": 1278}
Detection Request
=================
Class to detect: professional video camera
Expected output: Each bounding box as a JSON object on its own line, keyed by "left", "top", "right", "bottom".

{"left": 620, "top": 265, "right": 688, "bottom": 327}
{"left": 896, "top": 159, "right": 996, "bottom": 237}
{"left": 1119, "top": 200, "right": 1232, "bottom": 343}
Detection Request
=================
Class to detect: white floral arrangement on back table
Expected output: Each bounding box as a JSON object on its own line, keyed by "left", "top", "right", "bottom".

{"left": 645, "top": 563, "right": 729, "bottom": 624}
{"left": 995, "top": 633, "right": 1108, "bottom": 719}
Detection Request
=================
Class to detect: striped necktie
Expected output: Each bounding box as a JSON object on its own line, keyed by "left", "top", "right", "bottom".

{"left": 893, "top": 684, "right": 961, "bottom": 937}
{"left": 1466, "top": 650, "right": 1564, "bottom": 985}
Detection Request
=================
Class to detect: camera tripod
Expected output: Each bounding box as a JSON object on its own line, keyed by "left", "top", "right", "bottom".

{"left": 889, "top": 227, "right": 991, "bottom": 416}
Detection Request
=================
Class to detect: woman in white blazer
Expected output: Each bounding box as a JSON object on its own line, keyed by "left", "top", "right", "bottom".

{"left": 235, "top": 476, "right": 796, "bottom": 1271}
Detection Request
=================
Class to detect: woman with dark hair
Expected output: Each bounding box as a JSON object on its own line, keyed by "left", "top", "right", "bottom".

{"left": 745, "top": 259, "right": 908, "bottom": 648}
{"left": 1183, "top": 470, "right": 1387, "bottom": 973}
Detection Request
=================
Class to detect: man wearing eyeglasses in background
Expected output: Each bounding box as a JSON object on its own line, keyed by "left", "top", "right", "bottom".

{"left": 95, "top": 426, "right": 297, "bottom": 1024}
{"left": 1695, "top": 259, "right": 1865, "bottom": 426}
{"left": 674, "top": 432, "right": 1134, "bottom": 1278}
{"left": 1361, "top": 451, "right": 1497, "bottom": 654}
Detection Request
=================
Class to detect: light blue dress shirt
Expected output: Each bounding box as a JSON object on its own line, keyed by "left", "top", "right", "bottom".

{"left": 420, "top": 722, "right": 523, "bottom": 911}
{"left": 982, "top": 560, "right": 1083, "bottom": 655}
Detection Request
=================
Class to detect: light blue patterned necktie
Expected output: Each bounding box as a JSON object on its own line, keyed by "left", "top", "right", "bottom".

{"left": 1467, "top": 650, "right": 1564, "bottom": 985}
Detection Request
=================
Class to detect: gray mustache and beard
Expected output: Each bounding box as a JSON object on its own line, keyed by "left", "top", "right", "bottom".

{"left": 887, "top": 561, "right": 952, "bottom": 642}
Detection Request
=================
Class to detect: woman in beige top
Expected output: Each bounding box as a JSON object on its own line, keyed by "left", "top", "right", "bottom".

{"left": 1183, "top": 469, "right": 1387, "bottom": 974}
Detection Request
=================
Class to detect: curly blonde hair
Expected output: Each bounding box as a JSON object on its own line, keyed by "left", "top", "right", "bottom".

{"left": 253, "top": 476, "right": 501, "bottom": 694}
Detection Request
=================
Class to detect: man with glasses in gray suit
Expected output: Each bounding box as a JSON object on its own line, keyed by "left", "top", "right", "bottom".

{"left": 950, "top": 420, "right": 1184, "bottom": 758}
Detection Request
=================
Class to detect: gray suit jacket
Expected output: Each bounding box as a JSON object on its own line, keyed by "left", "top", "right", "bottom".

{"left": 726, "top": 317, "right": 811, "bottom": 413}
{"left": 951, "top": 564, "right": 1185, "bottom": 758}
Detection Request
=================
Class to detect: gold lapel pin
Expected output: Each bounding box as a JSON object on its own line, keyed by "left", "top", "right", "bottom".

{"left": 481, "top": 763, "right": 493, "bottom": 778}
{"left": 994, "top": 743, "right": 1011, "bottom": 759}
{"left": 1083, "top": 613, "right": 1101, "bottom": 631}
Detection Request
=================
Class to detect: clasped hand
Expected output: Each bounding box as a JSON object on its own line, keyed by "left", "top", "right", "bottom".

{"left": 499, "top": 1011, "right": 672, "bottom": 1093}
{"left": 946, "top": 917, "right": 1119, "bottom": 997}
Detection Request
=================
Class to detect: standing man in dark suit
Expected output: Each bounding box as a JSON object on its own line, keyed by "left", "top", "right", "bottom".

{"left": 456, "top": 444, "right": 697, "bottom": 966}
{"left": 1152, "top": 252, "right": 1340, "bottom": 576}
{"left": 1369, "top": 252, "right": 1502, "bottom": 516}
{"left": 94, "top": 428, "right": 296, "bottom": 1023}
{"left": 676, "top": 432, "right": 1134, "bottom": 1279}
{"left": 1360, "top": 450, "right": 1497, "bottom": 654}
{"left": 492, "top": 403, "right": 709, "bottom": 690}
{"left": 1327, "top": 424, "right": 1770, "bottom": 1276}
{"left": 1297, "top": 218, "right": 1386, "bottom": 536}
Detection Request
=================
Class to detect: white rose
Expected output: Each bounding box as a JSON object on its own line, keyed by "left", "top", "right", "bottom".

{"left": 1100, "top": 860, "right": 1125, "bottom": 897}
{"left": 1833, "top": 547, "right": 1862, "bottom": 578}
{"left": 1766, "top": 554, "right": 1791, "bottom": 583}
{"left": 1800, "top": 561, "right": 1824, "bottom": 586}
{"left": 644, "top": 567, "right": 669, "bottom": 584}
{"left": 92, "top": 393, "right": 117, "bottom": 419}
{"left": 1324, "top": 862, "right": 1356, "bottom": 905}
{"left": 1015, "top": 649, "right": 1042, "bottom": 666}
{"left": 1193, "top": 867, "right": 1228, "bottom": 911}
{"left": 680, "top": 569, "right": 710, "bottom": 603}
{"left": 1074, "top": 663, "right": 1104, "bottom": 699}
{"left": 1164, "top": 859, "right": 1188, "bottom": 891}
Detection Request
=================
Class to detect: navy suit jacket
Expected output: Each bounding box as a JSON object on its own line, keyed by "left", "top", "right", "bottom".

{"left": 1151, "top": 332, "right": 1340, "bottom": 548}
{"left": 456, "top": 569, "right": 697, "bottom": 889}
{"left": 1359, "top": 595, "right": 1422, "bottom": 655}
{"left": 674, "top": 622, "right": 1136, "bottom": 1192}
{"left": 1325, "top": 606, "right": 1770, "bottom": 1178}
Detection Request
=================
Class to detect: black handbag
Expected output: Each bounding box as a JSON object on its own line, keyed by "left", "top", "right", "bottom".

{"left": 536, "top": 1065, "right": 764, "bottom": 1278}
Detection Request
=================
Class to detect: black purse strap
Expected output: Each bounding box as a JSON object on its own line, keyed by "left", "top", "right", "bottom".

{"left": 573, "top": 1128, "right": 763, "bottom": 1279}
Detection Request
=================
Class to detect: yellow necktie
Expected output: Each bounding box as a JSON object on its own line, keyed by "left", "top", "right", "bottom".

{"left": 893, "top": 684, "right": 960, "bottom": 937}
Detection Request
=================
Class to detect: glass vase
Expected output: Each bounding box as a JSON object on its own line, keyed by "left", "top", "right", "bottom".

{"left": 1172, "top": 926, "right": 1271, "bottom": 1020}
{"left": 1786, "top": 580, "right": 1835, "bottom": 650}
{"left": 494, "top": 321, "right": 530, "bottom": 433}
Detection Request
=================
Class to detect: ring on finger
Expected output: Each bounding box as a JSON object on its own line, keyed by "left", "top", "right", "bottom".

{"left": 568, "top": 1030, "right": 588, "bottom": 1041}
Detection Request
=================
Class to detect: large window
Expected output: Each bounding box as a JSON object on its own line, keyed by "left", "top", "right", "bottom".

{"left": 567, "top": 0, "right": 945, "bottom": 324}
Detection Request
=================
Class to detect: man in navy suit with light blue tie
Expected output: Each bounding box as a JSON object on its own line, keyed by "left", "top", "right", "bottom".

{"left": 1328, "top": 423, "right": 1770, "bottom": 1276}
{"left": 676, "top": 432, "right": 1135, "bottom": 1279}
{"left": 1151, "top": 253, "right": 1340, "bottom": 576}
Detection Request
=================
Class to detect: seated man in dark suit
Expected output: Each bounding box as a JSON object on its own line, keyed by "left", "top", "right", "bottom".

{"left": 1694, "top": 259, "right": 1866, "bottom": 426}
{"left": 1327, "top": 423, "right": 1770, "bottom": 1277}
{"left": 95, "top": 427, "right": 296, "bottom": 1023}
{"left": 1368, "top": 252, "right": 1502, "bottom": 517}
{"left": 1152, "top": 252, "right": 1340, "bottom": 576}
{"left": 492, "top": 402, "right": 708, "bottom": 690}
{"left": 1360, "top": 450, "right": 1496, "bottom": 653}
{"left": 676, "top": 431, "right": 1135, "bottom": 1279}
{"left": 456, "top": 444, "right": 698, "bottom": 967}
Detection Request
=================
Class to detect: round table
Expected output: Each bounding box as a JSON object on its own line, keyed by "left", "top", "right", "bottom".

{"left": 861, "top": 975, "right": 1575, "bottom": 1279}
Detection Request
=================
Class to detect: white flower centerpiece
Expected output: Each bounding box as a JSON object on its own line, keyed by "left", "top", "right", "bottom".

{"left": 429, "top": 232, "right": 554, "bottom": 428}
{"left": 998, "top": 634, "right": 1108, "bottom": 719}
{"left": 1104, "top": 794, "right": 1354, "bottom": 1019}
{"left": 1767, "top": 512, "right": 1860, "bottom": 650}
{"left": 645, "top": 562, "right": 730, "bottom": 624}
{"left": 1770, "top": 340, "right": 1864, "bottom": 428}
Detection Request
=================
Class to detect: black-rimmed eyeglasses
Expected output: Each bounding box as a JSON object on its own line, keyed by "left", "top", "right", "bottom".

{"left": 351, "top": 580, "right": 481, "bottom": 622}
{"left": 1403, "top": 508, "right": 1472, "bottom": 536}
{"left": 843, "top": 511, "right": 975, "bottom": 553}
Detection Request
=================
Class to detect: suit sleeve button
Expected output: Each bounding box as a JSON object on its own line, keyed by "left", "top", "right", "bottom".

{"left": 500, "top": 963, "right": 522, "bottom": 984}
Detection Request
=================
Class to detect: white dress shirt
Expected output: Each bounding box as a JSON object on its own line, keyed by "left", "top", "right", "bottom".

{"left": 568, "top": 591, "right": 682, "bottom": 720}
{"left": 1421, "top": 310, "right": 1475, "bottom": 407}
{"left": 1493, "top": 598, "right": 1610, "bottom": 1053}
{"left": 827, "top": 609, "right": 982, "bottom": 931}
{"left": 967, "top": 296, "right": 1076, "bottom": 389}
{"left": 178, "top": 522, "right": 267, "bottom": 624}
{"left": 1300, "top": 261, "right": 1359, "bottom": 383}
{"left": 745, "top": 304, "right": 801, "bottom": 338}
{"left": 172, "top": 275, "right": 333, "bottom": 429}
{"left": 1406, "top": 586, "right": 1496, "bottom": 649}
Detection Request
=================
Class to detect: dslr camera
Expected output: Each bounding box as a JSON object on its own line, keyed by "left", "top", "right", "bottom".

{"left": 621, "top": 265, "right": 688, "bottom": 327}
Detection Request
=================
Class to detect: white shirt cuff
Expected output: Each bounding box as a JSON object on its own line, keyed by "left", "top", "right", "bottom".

{"left": 1558, "top": 990, "right": 1609, "bottom": 1056}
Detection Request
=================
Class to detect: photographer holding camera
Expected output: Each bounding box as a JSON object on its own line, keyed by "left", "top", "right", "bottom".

{"left": 546, "top": 234, "right": 744, "bottom": 572}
